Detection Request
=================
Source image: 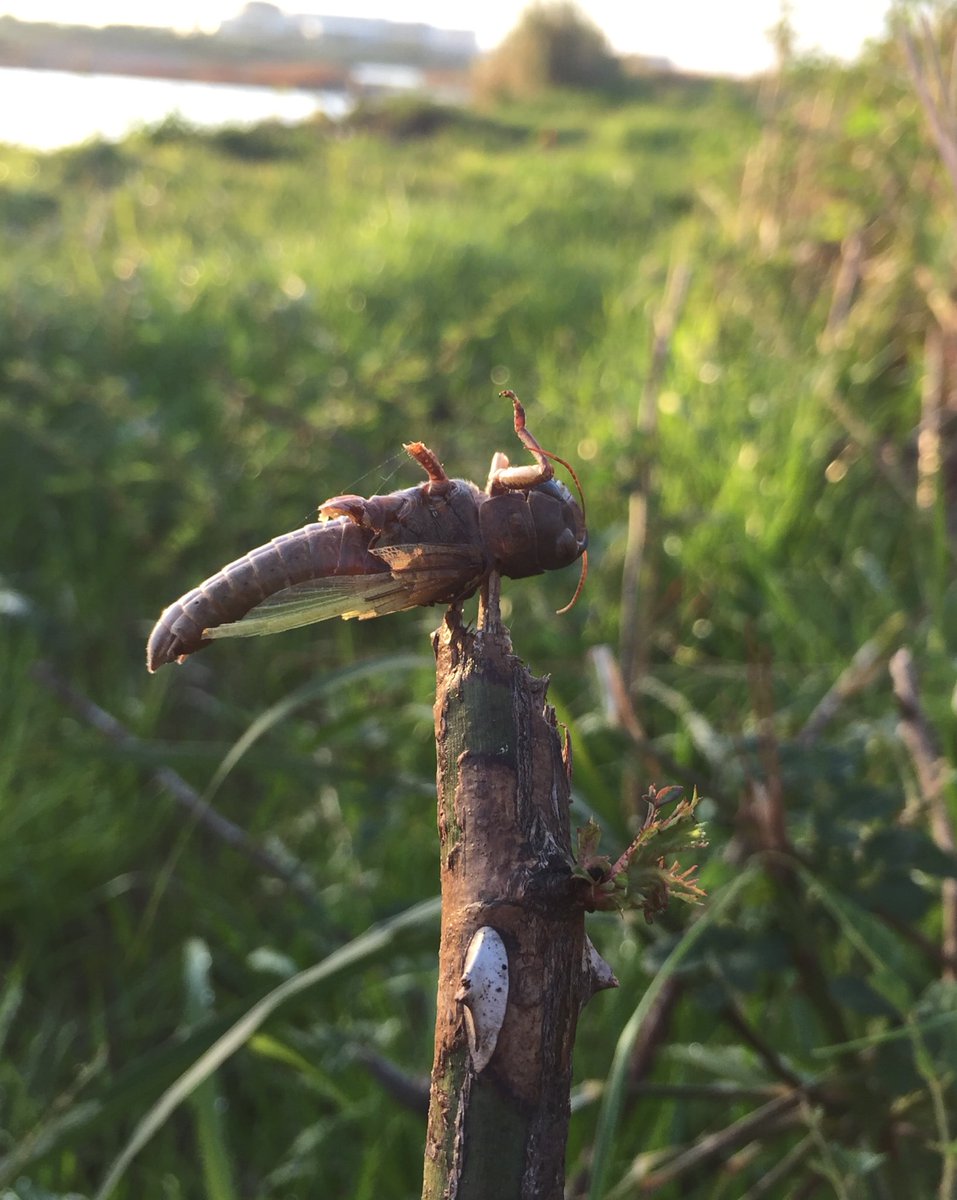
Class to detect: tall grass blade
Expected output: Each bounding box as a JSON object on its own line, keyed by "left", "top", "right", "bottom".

{"left": 94, "top": 897, "right": 440, "bottom": 1200}
{"left": 182, "top": 939, "right": 238, "bottom": 1200}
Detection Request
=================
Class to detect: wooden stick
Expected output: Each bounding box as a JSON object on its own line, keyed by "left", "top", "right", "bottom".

{"left": 422, "top": 609, "right": 615, "bottom": 1200}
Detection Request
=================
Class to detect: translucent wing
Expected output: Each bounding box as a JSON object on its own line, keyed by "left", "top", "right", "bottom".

{"left": 204, "top": 543, "right": 486, "bottom": 641}
{"left": 371, "top": 543, "right": 485, "bottom": 605}
{"left": 203, "top": 575, "right": 413, "bottom": 639}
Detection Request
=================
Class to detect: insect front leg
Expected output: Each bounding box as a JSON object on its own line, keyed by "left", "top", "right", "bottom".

{"left": 404, "top": 441, "right": 452, "bottom": 494}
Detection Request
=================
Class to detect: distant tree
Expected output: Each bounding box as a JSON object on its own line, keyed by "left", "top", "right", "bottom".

{"left": 473, "top": 1, "right": 622, "bottom": 100}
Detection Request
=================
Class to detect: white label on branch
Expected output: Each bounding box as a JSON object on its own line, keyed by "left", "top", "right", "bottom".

{"left": 455, "top": 926, "right": 509, "bottom": 1072}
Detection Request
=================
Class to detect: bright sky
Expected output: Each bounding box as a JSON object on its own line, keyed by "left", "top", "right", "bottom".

{"left": 0, "top": 1, "right": 894, "bottom": 76}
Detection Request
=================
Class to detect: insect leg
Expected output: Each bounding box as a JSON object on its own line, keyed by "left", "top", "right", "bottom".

{"left": 484, "top": 451, "right": 510, "bottom": 494}
{"left": 505, "top": 389, "right": 554, "bottom": 477}
{"left": 403, "top": 441, "right": 452, "bottom": 493}
{"left": 492, "top": 390, "right": 587, "bottom": 521}
{"left": 477, "top": 569, "right": 510, "bottom": 646}
{"left": 486, "top": 391, "right": 554, "bottom": 493}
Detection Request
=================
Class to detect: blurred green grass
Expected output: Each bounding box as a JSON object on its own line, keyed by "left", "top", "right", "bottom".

{"left": 2, "top": 57, "right": 956, "bottom": 1198}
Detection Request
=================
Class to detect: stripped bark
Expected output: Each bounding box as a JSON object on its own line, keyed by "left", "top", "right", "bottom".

{"left": 422, "top": 606, "right": 615, "bottom": 1200}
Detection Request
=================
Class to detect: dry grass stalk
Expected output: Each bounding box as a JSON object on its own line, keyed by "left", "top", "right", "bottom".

{"left": 619, "top": 261, "right": 691, "bottom": 693}
{"left": 889, "top": 648, "right": 957, "bottom": 981}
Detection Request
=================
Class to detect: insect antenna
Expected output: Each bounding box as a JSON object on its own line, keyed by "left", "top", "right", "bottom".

{"left": 556, "top": 548, "right": 588, "bottom": 615}
{"left": 538, "top": 445, "right": 586, "bottom": 520}
{"left": 535, "top": 446, "right": 587, "bottom": 615}
{"left": 499, "top": 390, "right": 588, "bottom": 615}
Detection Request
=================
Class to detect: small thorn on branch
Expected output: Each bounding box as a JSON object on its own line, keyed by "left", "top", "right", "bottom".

{"left": 581, "top": 936, "right": 619, "bottom": 1005}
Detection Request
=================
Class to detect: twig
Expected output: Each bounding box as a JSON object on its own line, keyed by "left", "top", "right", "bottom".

{"left": 888, "top": 648, "right": 957, "bottom": 981}
{"left": 738, "top": 1134, "right": 816, "bottom": 1200}
{"left": 798, "top": 613, "right": 906, "bottom": 746}
{"left": 877, "top": 905, "right": 957, "bottom": 977}
{"left": 589, "top": 644, "right": 648, "bottom": 743}
{"left": 899, "top": 19, "right": 957, "bottom": 207}
{"left": 916, "top": 263, "right": 957, "bottom": 336}
{"left": 816, "top": 377, "right": 911, "bottom": 502}
{"left": 744, "top": 644, "right": 791, "bottom": 859}
{"left": 31, "top": 660, "right": 319, "bottom": 903}
{"left": 588, "top": 646, "right": 711, "bottom": 797}
{"left": 823, "top": 230, "right": 864, "bottom": 338}
{"left": 634, "top": 1091, "right": 804, "bottom": 1193}
{"left": 355, "top": 1047, "right": 430, "bottom": 1116}
{"left": 630, "top": 1082, "right": 787, "bottom": 1104}
{"left": 715, "top": 976, "right": 804, "bottom": 1090}
{"left": 918, "top": 323, "right": 945, "bottom": 512}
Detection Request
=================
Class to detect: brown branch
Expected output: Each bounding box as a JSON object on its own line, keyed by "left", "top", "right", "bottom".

{"left": 717, "top": 986, "right": 804, "bottom": 1090}
{"left": 877, "top": 904, "right": 957, "bottom": 978}
{"left": 635, "top": 1091, "right": 804, "bottom": 1193}
{"left": 422, "top": 609, "right": 611, "bottom": 1199}
{"left": 355, "top": 1047, "right": 430, "bottom": 1116}
{"left": 588, "top": 646, "right": 709, "bottom": 796}
{"left": 798, "top": 613, "right": 905, "bottom": 746}
{"left": 919, "top": 323, "right": 945, "bottom": 511}
{"left": 823, "top": 230, "right": 864, "bottom": 337}
{"left": 738, "top": 1134, "right": 816, "bottom": 1200}
{"left": 31, "top": 660, "right": 319, "bottom": 903}
{"left": 630, "top": 1082, "right": 787, "bottom": 1104}
{"left": 889, "top": 648, "right": 957, "bottom": 981}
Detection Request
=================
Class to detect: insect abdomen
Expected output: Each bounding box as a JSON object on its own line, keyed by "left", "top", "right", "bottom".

{"left": 146, "top": 519, "right": 385, "bottom": 671}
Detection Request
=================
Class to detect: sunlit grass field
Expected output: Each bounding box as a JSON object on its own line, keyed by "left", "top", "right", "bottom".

{"left": 2, "top": 58, "right": 956, "bottom": 1199}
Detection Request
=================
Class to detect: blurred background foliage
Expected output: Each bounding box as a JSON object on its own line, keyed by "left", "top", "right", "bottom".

{"left": 2, "top": 3, "right": 957, "bottom": 1197}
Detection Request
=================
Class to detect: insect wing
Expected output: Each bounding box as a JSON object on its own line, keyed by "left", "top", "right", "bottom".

{"left": 371, "top": 543, "right": 485, "bottom": 606}
{"left": 203, "top": 543, "right": 486, "bottom": 641}
{"left": 203, "top": 575, "right": 414, "bottom": 640}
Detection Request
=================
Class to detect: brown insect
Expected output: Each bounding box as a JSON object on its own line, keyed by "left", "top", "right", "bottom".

{"left": 146, "top": 392, "right": 587, "bottom": 672}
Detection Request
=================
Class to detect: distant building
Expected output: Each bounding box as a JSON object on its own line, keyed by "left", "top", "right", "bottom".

{"left": 219, "top": 3, "right": 477, "bottom": 60}
{"left": 620, "top": 53, "right": 675, "bottom": 76}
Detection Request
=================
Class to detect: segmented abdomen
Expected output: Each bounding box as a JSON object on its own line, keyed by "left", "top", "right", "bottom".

{"left": 146, "top": 518, "right": 385, "bottom": 671}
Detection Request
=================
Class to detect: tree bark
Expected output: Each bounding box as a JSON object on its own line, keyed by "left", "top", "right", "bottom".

{"left": 422, "top": 607, "right": 613, "bottom": 1200}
